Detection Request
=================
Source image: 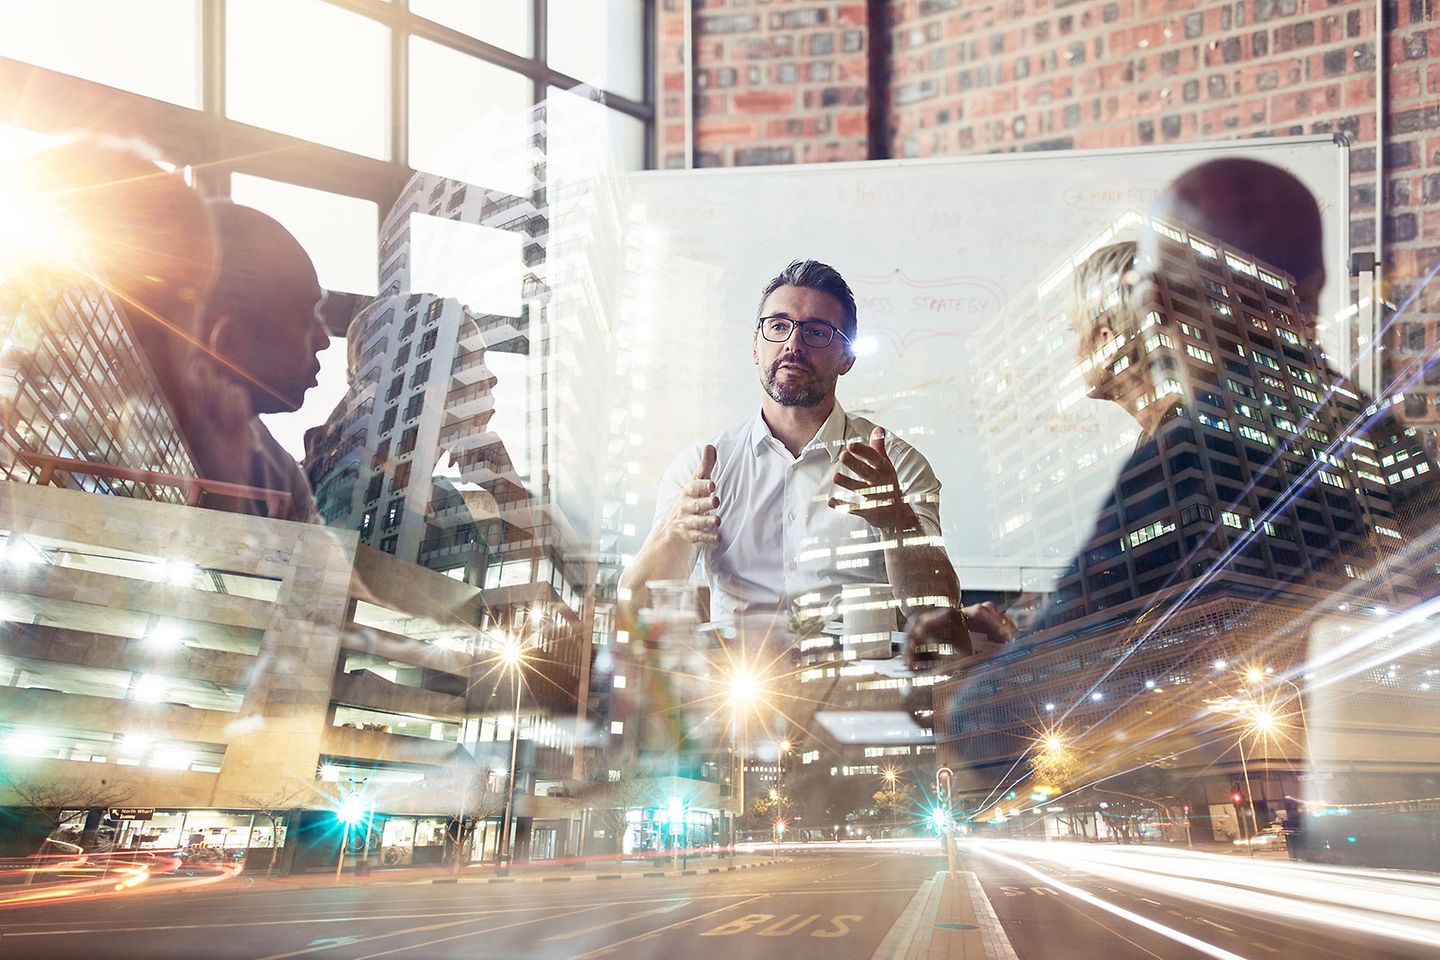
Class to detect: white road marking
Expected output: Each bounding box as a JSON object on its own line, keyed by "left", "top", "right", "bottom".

{"left": 569, "top": 895, "right": 767, "bottom": 960}
{"left": 542, "top": 901, "right": 690, "bottom": 942}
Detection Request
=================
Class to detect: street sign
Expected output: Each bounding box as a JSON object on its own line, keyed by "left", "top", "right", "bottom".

{"left": 107, "top": 807, "right": 155, "bottom": 821}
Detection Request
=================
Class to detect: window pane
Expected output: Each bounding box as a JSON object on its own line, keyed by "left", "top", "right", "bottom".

{"left": 0, "top": 0, "right": 200, "bottom": 108}
{"left": 547, "top": 88, "right": 646, "bottom": 173}
{"left": 226, "top": 0, "right": 390, "bottom": 159}
{"left": 229, "top": 174, "right": 379, "bottom": 295}
{"left": 408, "top": 37, "right": 533, "bottom": 195}
{"left": 548, "top": 0, "right": 644, "bottom": 101}
{"left": 409, "top": 0, "right": 531, "bottom": 56}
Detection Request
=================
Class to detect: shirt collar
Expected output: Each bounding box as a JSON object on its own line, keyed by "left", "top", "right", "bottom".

{"left": 748, "top": 401, "right": 850, "bottom": 461}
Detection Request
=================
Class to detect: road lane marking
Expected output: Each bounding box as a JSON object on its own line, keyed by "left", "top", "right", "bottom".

{"left": 343, "top": 904, "right": 607, "bottom": 960}
{"left": 1140, "top": 898, "right": 1162, "bottom": 905}
{"left": 1197, "top": 917, "right": 1236, "bottom": 933}
{"left": 570, "top": 895, "right": 766, "bottom": 959}
{"left": 542, "top": 901, "right": 690, "bottom": 941}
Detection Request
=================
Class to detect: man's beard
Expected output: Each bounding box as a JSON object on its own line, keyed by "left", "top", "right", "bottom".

{"left": 763, "top": 358, "right": 831, "bottom": 407}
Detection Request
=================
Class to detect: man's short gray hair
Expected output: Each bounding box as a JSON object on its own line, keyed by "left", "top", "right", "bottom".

{"left": 757, "top": 259, "right": 859, "bottom": 345}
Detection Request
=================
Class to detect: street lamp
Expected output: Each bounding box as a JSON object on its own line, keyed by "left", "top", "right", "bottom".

{"left": 333, "top": 788, "right": 370, "bottom": 884}
{"left": 726, "top": 663, "right": 765, "bottom": 858}
{"left": 495, "top": 634, "right": 527, "bottom": 878}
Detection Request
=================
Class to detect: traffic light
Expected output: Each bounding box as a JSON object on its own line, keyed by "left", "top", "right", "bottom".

{"left": 1182, "top": 804, "right": 1191, "bottom": 815}
{"left": 1231, "top": 790, "right": 1244, "bottom": 806}
{"left": 935, "top": 766, "right": 953, "bottom": 803}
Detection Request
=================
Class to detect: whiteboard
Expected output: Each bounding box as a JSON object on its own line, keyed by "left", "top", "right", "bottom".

{"left": 615, "top": 136, "right": 1351, "bottom": 591}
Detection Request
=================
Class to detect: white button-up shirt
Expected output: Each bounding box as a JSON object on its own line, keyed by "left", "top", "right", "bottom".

{"left": 653, "top": 402, "right": 943, "bottom": 624}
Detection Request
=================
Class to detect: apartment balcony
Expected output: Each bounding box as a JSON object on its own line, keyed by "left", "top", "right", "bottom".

{"left": 427, "top": 488, "right": 499, "bottom": 528}
{"left": 457, "top": 314, "right": 527, "bottom": 353}
{"left": 437, "top": 416, "right": 499, "bottom": 453}
{"left": 444, "top": 384, "right": 497, "bottom": 423}
{"left": 450, "top": 348, "right": 495, "bottom": 387}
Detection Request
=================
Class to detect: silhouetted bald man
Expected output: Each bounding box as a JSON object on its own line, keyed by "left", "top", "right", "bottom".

{"left": 1151, "top": 157, "right": 1325, "bottom": 332}
{"left": 188, "top": 201, "right": 328, "bottom": 522}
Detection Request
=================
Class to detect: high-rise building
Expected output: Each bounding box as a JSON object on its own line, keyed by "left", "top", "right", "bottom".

{"left": 934, "top": 217, "right": 1433, "bottom": 849}
{"left": 975, "top": 216, "right": 1416, "bottom": 627}
{"left": 303, "top": 96, "right": 637, "bottom": 816}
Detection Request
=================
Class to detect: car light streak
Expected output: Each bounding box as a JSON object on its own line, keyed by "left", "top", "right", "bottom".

{"left": 969, "top": 844, "right": 1251, "bottom": 960}
{"left": 967, "top": 840, "right": 1440, "bottom": 949}
{"left": 0, "top": 850, "right": 236, "bottom": 909}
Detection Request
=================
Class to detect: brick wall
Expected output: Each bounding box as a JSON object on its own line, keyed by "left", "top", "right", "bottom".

{"left": 655, "top": 0, "right": 1440, "bottom": 431}
{"left": 656, "top": 0, "right": 872, "bottom": 168}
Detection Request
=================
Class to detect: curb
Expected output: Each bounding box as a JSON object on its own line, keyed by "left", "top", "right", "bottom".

{"left": 441, "top": 858, "right": 788, "bottom": 886}
{"left": 250, "top": 857, "right": 790, "bottom": 890}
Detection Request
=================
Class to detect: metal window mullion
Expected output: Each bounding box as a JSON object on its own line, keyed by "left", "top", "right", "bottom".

{"left": 391, "top": 17, "right": 408, "bottom": 167}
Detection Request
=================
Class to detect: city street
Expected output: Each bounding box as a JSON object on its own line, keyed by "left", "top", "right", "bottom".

{"left": 1, "top": 845, "right": 1437, "bottom": 959}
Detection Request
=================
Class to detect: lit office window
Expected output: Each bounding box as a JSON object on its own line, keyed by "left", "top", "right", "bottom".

{"left": 229, "top": 173, "right": 380, "bottom": 296}
{"left": 409, "top": 0, "right": 532, "bottom": 56}
{"left": 226, "top": 0, "right": 390, "bottom": 159}
{"left": 0, "top": 0, "right": 201, "bottom": 108}
{"left": 548, "top": 0, "right": 645, "bottom": 101}
{"left": 408, "top": 36, "right": 533, "bottom": 195}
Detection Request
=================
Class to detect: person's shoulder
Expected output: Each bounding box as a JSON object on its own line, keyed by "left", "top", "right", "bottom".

{"left": 662, "top": 416, "right": 753, "bottom": 481}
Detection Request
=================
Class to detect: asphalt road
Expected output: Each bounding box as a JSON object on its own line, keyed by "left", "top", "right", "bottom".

{"left": 3, "top": 846, "right": 1436, "bottom": 959}
{"left": 961, "top": 840, "right": 1440, "bottom": 960}
{"left": 0, "top": 852, "right": 941, "bottom": 960}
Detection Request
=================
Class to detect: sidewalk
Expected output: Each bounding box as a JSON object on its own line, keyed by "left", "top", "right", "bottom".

{"left": 871, "top": 869, "right": 1019, "bottom": 960}
{"left": 238, "top": 853, "right": 788, "bottom": 889}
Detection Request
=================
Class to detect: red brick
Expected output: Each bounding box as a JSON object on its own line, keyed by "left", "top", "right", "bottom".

{"left": 1344, "top": 75, "right": 1377, "bottom": 107}
{"left": 1391, "top": 66, "right": 1423, "bottom": 100}
{"left": 836, "top": 110, "right": 867, "bottom": 137}
{"left": 696, "top": 119, "right": 759, "bottom": 141}
{"left": 732, "top": 90, "right": 797, "bottom": 113}
{"left": 1422, "top": 209, "right": 1440, "bottom": 242}
{"left": 838, "top": 4, "right": 867, "bottom": 27}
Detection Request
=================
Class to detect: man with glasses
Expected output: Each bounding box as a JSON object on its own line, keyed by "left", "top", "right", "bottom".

{"left": 623, "top": 260, "right": 967, "bottom": 661}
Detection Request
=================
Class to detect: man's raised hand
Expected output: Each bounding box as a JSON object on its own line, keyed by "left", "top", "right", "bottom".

{"left": 828, "top": 426, "right": 918, "bottom": 535}
{"left": 664, "top": 443, "right": 720, "bottom": 545}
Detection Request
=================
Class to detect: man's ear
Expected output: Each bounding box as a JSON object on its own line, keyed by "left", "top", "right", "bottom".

{"left": 839, "top": 352, "right": 856, "bottom": 377}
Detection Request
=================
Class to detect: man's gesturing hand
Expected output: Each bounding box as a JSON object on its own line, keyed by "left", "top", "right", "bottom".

{"left": 828, "top": 427, "right": 919, "bottom": 535}
{"left": 663, "top": 444, "right": 720, "bottom": 545}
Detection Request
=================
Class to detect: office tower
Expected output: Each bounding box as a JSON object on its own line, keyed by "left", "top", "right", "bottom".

{"left": 976, "top": 216, "right": 1414, "bottom": 627}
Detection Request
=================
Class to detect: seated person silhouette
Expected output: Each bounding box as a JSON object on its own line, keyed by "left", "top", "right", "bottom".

{"left": 186, "top": 201, "right": 329, "bottom": 523}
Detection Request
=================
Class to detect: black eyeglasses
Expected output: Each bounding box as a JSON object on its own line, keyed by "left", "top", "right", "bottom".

{"left": 757, "top": 315, "right": 851, "bottom": 349}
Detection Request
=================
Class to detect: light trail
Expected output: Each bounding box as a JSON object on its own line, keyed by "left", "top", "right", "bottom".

{"left": 968, "top": 843, "right": 1249, "bottom": 960}
{"left": 0, "top": 850, "right": 238, "bottom": 909}
{"left": 967, "top": 840, "right": 1440, "bottom": 950}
